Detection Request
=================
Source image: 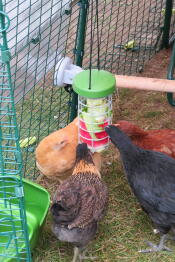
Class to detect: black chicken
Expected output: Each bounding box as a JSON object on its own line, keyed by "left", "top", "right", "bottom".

{"left": 50, "top": 143, "right": 108, "bottom": 261}
{"left": 105, "top": 125, "right": 175, "bottom": 253}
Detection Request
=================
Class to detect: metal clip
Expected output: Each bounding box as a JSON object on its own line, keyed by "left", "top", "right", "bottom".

{"left": 73, "top": 48, "right": 84, "bottom": 57}
{"left": 15, "top": 186, "right": 24, "bottom": 198}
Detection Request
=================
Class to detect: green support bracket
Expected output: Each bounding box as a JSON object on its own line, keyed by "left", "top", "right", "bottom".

{"left": 70, "top": 0, "right": 89, "bottom": 122}
{"left": 1, "top": 49, "right": 11, "bottom": 63}
{"left": 167, "top": 93, "right": 175, "bottom": 106}
{"left": 167, "top": 39, "right": 175, "bottom": 106}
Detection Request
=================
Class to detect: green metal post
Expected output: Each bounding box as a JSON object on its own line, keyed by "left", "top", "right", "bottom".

{"left": 0, "top": 0, "right": 32, "bottom": 260}
{"left": 167, "top": 39, "right": 175, "bottom": 106}
{"left": 70, "top": 0, "right": 89, "bottom": 122}
{"left": 161, "top": 0, "right": 173, "bottom": 48}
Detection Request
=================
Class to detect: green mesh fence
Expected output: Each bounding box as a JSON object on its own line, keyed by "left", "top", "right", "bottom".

{"left": 2, "top": 0, "right": 174, "bottom": 180}
{"left": 83, "top": 0, "right": 167, "bottom": 74}
{"left": 5, "top": 0, "right": 79, "bottom": 179}
{"left": 0, "top": 0, "right": 175, "bottom": 260}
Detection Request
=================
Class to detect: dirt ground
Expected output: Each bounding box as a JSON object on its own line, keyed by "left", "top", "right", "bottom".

{"left": 137, "top": 48, "right": 171, "bottom": 79}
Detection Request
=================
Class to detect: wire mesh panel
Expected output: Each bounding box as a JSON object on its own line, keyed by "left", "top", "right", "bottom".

{"left": 1, "top": 0, "right": 175, "bottom": 180}
{"left": 82, "top": 0, "right": 167, "bottom": 74}
{"left": 4, "top": 0, "right": 72, "bottom": 101}
{"left": 0, "top": 5, "right": 31, "bottom": 260}
{"left": 2, "top": 0, "right": 80, "bottom": 179}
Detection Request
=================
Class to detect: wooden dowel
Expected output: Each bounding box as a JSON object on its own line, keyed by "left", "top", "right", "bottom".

{"left": 115, "top": 75, "right": 175, "bottom": 93}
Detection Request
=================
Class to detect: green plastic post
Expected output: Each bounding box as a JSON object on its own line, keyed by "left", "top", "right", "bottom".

{"left": 167, "top": 40, "right": 175, "bottom": 106}
{"left": 161, "top": 0, "right": 173, "bottom": 48}
{"left": 70, "top": 0, "right": 89, "bottom": 122}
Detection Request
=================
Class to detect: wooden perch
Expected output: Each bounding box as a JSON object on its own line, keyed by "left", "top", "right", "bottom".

{"left": 115, "top": 75, "right": 175, "bottom": 93}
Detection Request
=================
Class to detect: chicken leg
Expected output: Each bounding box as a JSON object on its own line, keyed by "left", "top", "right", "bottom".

{"left": 138, "top": 234, "right": 172, "bottom": 253}
{"left": 72, "top": 247, "right": 81, "bottom": 262}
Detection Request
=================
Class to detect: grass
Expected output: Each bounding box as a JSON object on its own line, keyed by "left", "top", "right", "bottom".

{"left": 143, "top": 111, "right": 162, "bottom": 118}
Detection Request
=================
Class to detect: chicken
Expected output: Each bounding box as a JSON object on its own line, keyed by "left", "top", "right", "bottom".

{"left": 115, "top": 120, "right": 175, "bottom": 159}
{"left": 105, "top": 125, "right": 175, "bottom": 253}
{"left": 35, "top": 118, "right": 101, "bottom": 182}
{"left": 50, "top": 143, "right": 108, "bottom": 262}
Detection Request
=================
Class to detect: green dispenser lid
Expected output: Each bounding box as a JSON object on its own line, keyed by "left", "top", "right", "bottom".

{"left": 72, "top": 69, "right": 116, "bottom": 98}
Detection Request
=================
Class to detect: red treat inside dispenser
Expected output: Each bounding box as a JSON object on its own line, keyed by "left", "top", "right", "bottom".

{"left": 79, "top": 119, "right": 109, "bottom": 148}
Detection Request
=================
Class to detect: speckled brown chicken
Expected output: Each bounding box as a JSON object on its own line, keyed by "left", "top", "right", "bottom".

{"left": 50, "top": 143, "right": 108, "bottom": 262}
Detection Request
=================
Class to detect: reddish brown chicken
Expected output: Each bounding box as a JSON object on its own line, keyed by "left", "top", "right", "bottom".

{"left": 115, "top": 120, "right": 175, "bottom": 159}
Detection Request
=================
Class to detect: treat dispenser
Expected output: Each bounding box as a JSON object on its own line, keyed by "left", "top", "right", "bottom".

{"left": 72, "top": 69, "right": 116, "bottom": 152}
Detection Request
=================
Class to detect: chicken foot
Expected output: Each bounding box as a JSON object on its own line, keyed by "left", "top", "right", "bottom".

{"left": 72, "top": 247, "right": 96, "bottom": 262}
{"left": 138, "top": 234, "right": 172, "bottom": 253}
{"left": 79, "top": 251, "right": 97, "bottom": 261}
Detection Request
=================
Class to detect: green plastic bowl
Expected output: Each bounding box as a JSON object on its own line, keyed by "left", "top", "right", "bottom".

{"left": 0, "top": 176, "right": 50, "bottom": 261}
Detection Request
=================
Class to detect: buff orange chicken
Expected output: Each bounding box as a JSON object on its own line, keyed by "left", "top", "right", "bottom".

{"left": 35, "top": 118, "right": 101, "bottom": 183}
